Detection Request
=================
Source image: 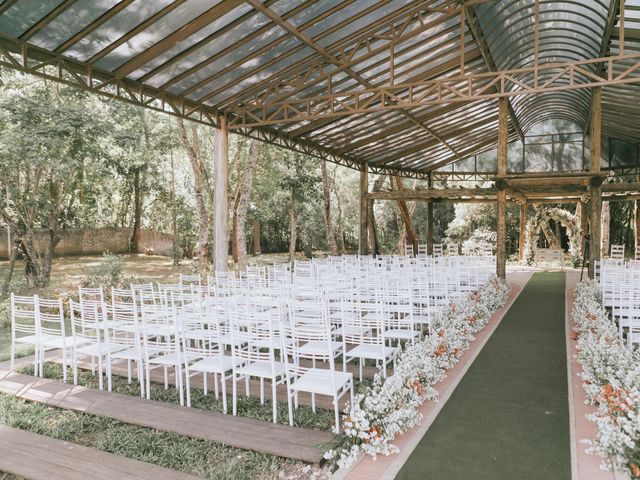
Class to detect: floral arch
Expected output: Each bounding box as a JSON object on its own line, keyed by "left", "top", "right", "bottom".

{"left": 523, "top": 207, "right": 582, "bottom": 266}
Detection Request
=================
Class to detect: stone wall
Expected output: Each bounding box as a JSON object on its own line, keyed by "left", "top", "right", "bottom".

{"left": 0, "top": 228, "right": 174, "bottom": 259}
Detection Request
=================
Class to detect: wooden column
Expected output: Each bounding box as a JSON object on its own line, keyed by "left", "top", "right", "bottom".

{"left": 496, "top": 97, "right": 508, "bottom": 278}
{"left": 588, "top": 87, "right": 602, "bottom": 278}
{"left": 601, "top": 200, "right": 610, "bottom": 258}
{"left": 359, "top": 162, "right": 369, "bottom": 255}
{"left": 577, "top": 200, "right": 588, "bottom": 259}
{"left": 427, "top": 173, "right": 434, "bottom": 255}
{"left": 214, "top": 115, "right": 229, "bottom": 272}
{"left": 518, "top": 202, "right": 527, "bottom": 262}
{"left": 635, "top": 200, "right": 640, "bottom": 259}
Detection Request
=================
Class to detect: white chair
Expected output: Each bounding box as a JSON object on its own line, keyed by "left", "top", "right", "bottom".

{"left": 70, "top": 299, "right": 122, "bottom": 390}
{"left": 105, "top": 289, "right": 145, "bottom": 396}
{"left": 10, "top": 294, "right": 40, "bottom": 375}
{"left": 282, "top": 313, "right": 353, "bottom": 432}
{"left": 432, "top": 243, "right": 444, "bottom": 257}
{"left": 36, "top": 296, "right": 69, "bottom": 382}
{"left": 140, "top": 291, "right": 185, "bottom": 404}
{"left": 341, "top": 298, "right": 397, "bottom": 381}
{"left": 182, "top": 298, "right": 238, "bottom": 412}
{"left": 610, "top": 244, "right": 625, "bottom": 260}
{"left": 446, "top": 242, "right": 459, "bottom": 256}
{"left": 230, "top": 300, "right": 286, "bottom": 423}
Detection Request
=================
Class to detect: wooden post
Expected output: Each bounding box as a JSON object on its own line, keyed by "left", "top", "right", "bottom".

{"left": 427, "top": 173, "right": 434, "bottom": 256}
{"left": 496, "top": 97, "right": 508, "bottom": 278}
{"left": 577, "top": 201, "right": 588, "bottom": 259}
{"left": 601, "top": 200, "right": 610, "bottom": 258}
{"left": 214, "top": 115, "right": 229, "bottom": 272}
{"left": 359, "top": 162, "right": 369, "bottom": 255}
{"left": 588, "top": 87, "right": 602, "bottom": 278}
{"left": 635, "top": 199, "right": 640, "bottom": 259}
{"left": 518, "top": 202, "right": 527, "bottom": 262}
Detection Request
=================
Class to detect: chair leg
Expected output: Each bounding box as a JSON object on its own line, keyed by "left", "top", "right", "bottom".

{"left": 260, "top": 378, "right": 264, "bottom": 405}
{"left": 286, "top": 384, "right": 294, "bottom": 427}
{"left": 213, "top": 373, "right": 219, "bottom": 400}
{"left": 271, "top": 380, "right": 277, "bottom": 424}
{"left": 177, "top": 365, "right": 184, "bottom": 407}
{"left": 62, "top": 348, "right": 67, "bottom": 383}
{"left": 145, "top": 363, "right": 151, "bottom": 400}
{"left": 163, "top": 366, "right": 168, "bottom": 389}
{"left": 232, "top": 372, "right": 238, "bottom": 416}
{"left": 72, "top": 350, "right": 78, "bottom": 385}
{"left": 97, "top": 355, "right": 104, "bottom": 391}
{"left": 127, "top": 359, "right": 132, "bottom": 384}
{"left": 221, "top": 372, "right": 228, "bottom": 415}
{"left": 245, "top": 376, "right": 250, "bottom": 397}
{"left": 204, "top": 372, "right": 208, "bottom": 396}
{"left": 333, "top": 395, "right": 340, "bottom": 433}
{"left": 185, "top": 366, "right": 191, "bottom": 408}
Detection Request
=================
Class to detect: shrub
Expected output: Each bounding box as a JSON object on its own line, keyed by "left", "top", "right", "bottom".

{"left": 80, "top": 252, "right": 125, "bottom": 289}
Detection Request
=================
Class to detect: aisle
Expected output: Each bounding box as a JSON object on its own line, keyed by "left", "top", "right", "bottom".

{"left": 397, "top": 272, "right": 570, "bottom": 480}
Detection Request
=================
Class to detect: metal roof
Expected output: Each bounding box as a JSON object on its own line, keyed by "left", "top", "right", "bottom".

{"left": 0, "top": 0, "right": 636, "bottom": 177}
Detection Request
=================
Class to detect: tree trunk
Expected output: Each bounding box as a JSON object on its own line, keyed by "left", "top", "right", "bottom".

{"left": 1, "top": 240, "right": 17, "bottom": 296}
{"left": 330, "top": 172, "right": 345, "bottom": 253}
{"left": 234, "top": 140, "right": 261, "bottom": 271}
{"left": 230, "top": 138, "right": 246, "bottom": 263}
{"left": 177, "top": 118, "right": 210, "bottom": 272}
{"left": 289, "top": 195, "right": 297, "bottom": 262}
{"left": 394, "top": 176, "right": 418, "bottom": 253}
{"left": 320, "top": 160, "right": 338, "bottom": 255}
{"left": 129, "top": 168, "right": 142, "bottom": 253}
{"left": 635, "top": 200, "right": 640, "bottom": 259}
{"left": 252, "top": 220, "right": 261, "bottom": 254}
{"left": 601, "top": 200, "right": 610, "bottom": 257}
{"left": 367, "top": 175, "right": 387, "bottom": 255}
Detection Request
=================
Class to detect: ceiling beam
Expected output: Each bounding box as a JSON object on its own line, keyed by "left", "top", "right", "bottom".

{"left": 584, "top": 0, "right": 621, "bottom": 133}
{"left": 228, "top": 53, "right": 640, "bottom": 129}
{"left": 243, "top": 0, "right": 463, "bottom": 161}
{"left": 463, "top": 3, "right": 525, "bottom": 142}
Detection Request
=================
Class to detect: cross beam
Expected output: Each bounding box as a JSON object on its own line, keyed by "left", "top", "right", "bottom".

{"left": 228, "top": 54, "right": 640, "bottom": 129}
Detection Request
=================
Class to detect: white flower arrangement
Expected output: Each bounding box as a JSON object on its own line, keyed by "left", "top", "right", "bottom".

{"left": 523, "top": 207, "right": 581, "bottom": 266}
{"left": 572, "top": 279, "right": 640, "bottom": 478}
{"left": 325, "top": 276, "right": 510, "bottom": 470}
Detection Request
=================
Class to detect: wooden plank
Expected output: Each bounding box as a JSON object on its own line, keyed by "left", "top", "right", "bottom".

{"left": 427, "top": 173, "right": 434, "bottom": 256}
{"left": 0, "top": 424, "right": 199, "bottom": 480}
{"left": 0, "top": 371, "right": 332, "bottom": 464}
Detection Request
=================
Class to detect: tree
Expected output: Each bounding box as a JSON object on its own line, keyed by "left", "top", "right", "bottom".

{"left": 0, "top": 82, "right": 107, "bottom": 287}
{"left": 233, "top": 139, "right": 261, "bottom": 271}
{"left": 321, "top": 160, "right": 338, "bottom": 255}
{"left": 176, "top": 117, "right": 212, "bottom": 273}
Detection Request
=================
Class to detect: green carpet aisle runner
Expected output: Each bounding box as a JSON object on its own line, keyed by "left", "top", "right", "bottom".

{"left": 397, "top": 272, "right": 570, "bottom": 480}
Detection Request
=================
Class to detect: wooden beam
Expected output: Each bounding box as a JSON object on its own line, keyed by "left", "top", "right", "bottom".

{"left": 214, "top": 115, "right": 229, "bottom": 272}
{"left": 589, "top": 87, "right": 602, "bottom": 278}
{"left": 463, "top": 4, "right": 524, "bottom": 142}
{"left": 585, "top": 0, "right": 620, "bottom": 132}
{"left": 228, "top": 53, "right": 640, "bottom": 129}
{"left": 364, "top": 187, "right": 497, "bottom": 201}
{"left": 359, "top": 163, "right": 369, "bottom": 255}
{"left": 496, "top": 97, "right": 508, "bottom": 278}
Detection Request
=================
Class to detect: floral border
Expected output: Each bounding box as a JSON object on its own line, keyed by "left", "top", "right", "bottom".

{"left": 572, "top": 279, "right": 640, "bottom": 478}
{"left": 325, "top": 276, "right": 511, "bottom": 469}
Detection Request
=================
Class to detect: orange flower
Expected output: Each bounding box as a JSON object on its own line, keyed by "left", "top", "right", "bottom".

{"left": 467, "top": 315, "right": 477, "bottom": 324}
{"left": 630, "top": 463, "right": 640, "bottom": 478}
{"left": 412, "top": 379, "right": 425, "bottom": 397}
{"left": 437, "top": 329, "right": 445, "bottom": 337}
{"left": 435, "top": 343, "right": 448, "bottom": 357}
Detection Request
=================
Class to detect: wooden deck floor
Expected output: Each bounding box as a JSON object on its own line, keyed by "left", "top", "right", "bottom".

{"left": 47, "top": 353, "right": 366, "bottom": 411}
{"left": 0, "top": 424, "right": 199, "bottom": 480}
{"left": 0, "top": 369, "right": 332, "bottom": 464}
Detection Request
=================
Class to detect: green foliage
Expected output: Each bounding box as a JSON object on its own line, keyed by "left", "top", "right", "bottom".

{"left": 80, "top": 252, "right": 125, "bottom": 289}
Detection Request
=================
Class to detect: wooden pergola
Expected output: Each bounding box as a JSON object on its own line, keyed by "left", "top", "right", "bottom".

{"left": 0, "top": 0, "right": 639, "bottom": 277}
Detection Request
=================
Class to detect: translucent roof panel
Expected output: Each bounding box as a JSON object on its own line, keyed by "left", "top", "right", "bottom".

{"left": 0, "top": 0, "right": 635, "bottom": 177}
